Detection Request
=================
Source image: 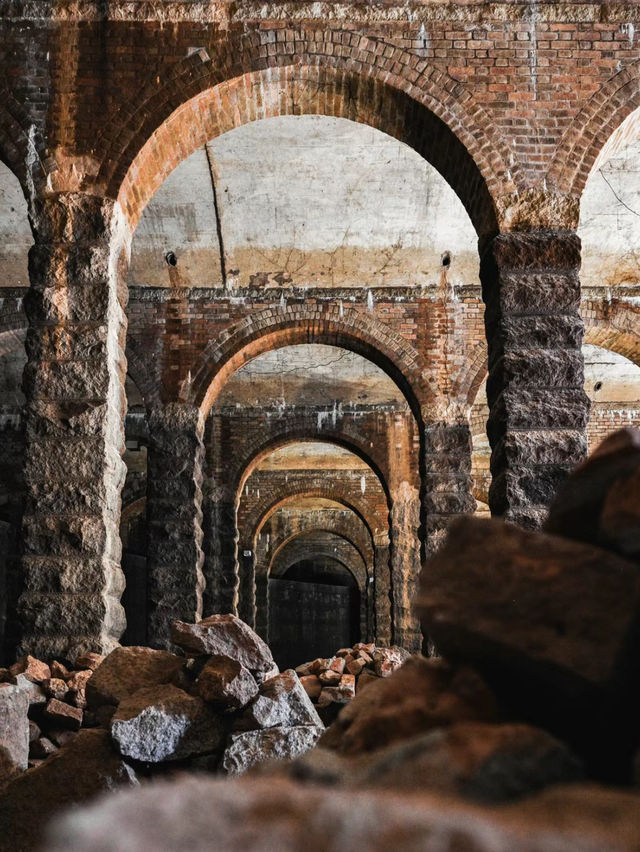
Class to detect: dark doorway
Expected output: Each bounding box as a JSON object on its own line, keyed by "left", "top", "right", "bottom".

{"left": 268, "top": 558, "right": 360, "bottom": 669}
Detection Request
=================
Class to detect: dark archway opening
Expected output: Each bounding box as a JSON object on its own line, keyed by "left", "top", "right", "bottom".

{"left": 268, "top": 558, "right": 360, "bottom": 670}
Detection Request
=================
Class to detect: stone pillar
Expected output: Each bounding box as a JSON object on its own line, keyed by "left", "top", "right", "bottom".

{"left": 202, "top": 492, "right": 238, "bottom": 617}
{"left": 237, "top": 547, "right": 256, "bottom": 628}
{"left": 18, "top": 194, "right": 129, "bottom": 661}
{"left": 255, "top": 571, "right": 269, "bottom": 641}
{"left": 373, "top": 540, "right": 391, "bottom": 646}
{"left": 481, "top": 231, "right": 589, "bottom": 528}
{"left": 147, "top": 403, "right": 205, "bottom": 648}
{"left": 389, "top": 483, "right": 422, "bottom": 652}
{"left": 423, "top": 419, "right": 475, "bottom": 553}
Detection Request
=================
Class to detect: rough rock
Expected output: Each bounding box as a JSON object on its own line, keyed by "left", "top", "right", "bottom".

{"left": 320, "top": 656, "right": 497, "bottom": 756}
{"left": 545, "top": 428, "right": 640, "bottom": 559}
{"left": 171, "top": 614, "right": 275, "bottom": 676}
{"left": 9, "top": 656, "right": 51, "bottom": 684}
{"left": 299, "top": 675, "right": 322, "bottom": 700}
{"left": 46, "top": 776, "right": 640, "bottom": 852}
{"left": 86, "top": 646, "right": 184, "bottom": 708}
{"left": 0, "top": 729, "right": 138, "bottom": 852}
{"left": 222, "top": 727, "right": 323, "bottom": 776}
{"left": 110, "top": 684, "right": 225, "bottom": 763}
{"left": 43, "top": 698, "right": 82, "bottom": 731}
{"left": 0, "top": 685, "right": 29, "bottom": 786}
{"left": 29, "top": 737, "right": 57, "bottom": 759}
{"left": 373, "top": 646, "right": 410, "bottom": 677}
{"left": 244, "top": 671, "right": 323, "bottom": 730}
{"left": 197, "top": 655, "right": 258, "bottom": 711}
{"left": 352, "top": 722, "right": 584, "bottom": 802}
{"left": 417, "top": 515, "right": 640, "bottom": 779}
{"left": 43, "top": 678, "right": 68, "bottom": 700}
{"left": 11, "top": 674, "right": 46, "bottom": 707}
{"left": 75, "top": 652, "right": 104, "bottom": 671}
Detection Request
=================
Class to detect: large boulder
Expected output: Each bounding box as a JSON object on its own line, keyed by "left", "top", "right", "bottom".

{"left": 320, "top": 656, "right": 497, "bottom": 756}
{"left": 197, "top": 655, "right": 258, "bottom": 711}
{"left": 171, "top": 615, "right": 275, "bottom": 678}
{"left": 244, "top": 670, "right": 323, "bottom": 730}
{"left": 0, "top": 685, "right": 29, "bottom": 786}
{"left": 351, "top": 722, "right": 584, "bottom": 803}
{"left": 86, "top": 646, "right": 184, "bottom": 708}
{"left": 110, "top": 684, "right": 225, "bottom": 763}
{"left": 222, "top": 727, "right": 323, "bottom": 776}
{"left": 545, "top": 428, "right": 640, "bottom": 559}
{"left": 417, "top": 515, "right": 640, "bottom": 779}
{"left": 0, "top": 729, "right": 138, "bottom": 852}
{"left": 46, "top": 775, "right": 640, "bottom": 852}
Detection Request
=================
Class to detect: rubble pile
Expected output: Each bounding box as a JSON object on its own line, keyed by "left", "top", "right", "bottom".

{"left": 294, "top": 642, "right": 410, "bottom": 721}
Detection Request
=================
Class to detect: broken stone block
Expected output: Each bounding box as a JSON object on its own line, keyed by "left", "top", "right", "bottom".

{"left": 318, "top": 669, "right": 341, "bottom": 685}
{"left": 110, "top": 684, "right": 225, "bottom": 763}
{"left": 11, "top": 673, "right": 47, "bottom": 708}
{"left": 308, "top": 658, "right": 329, "bottom": 675}
{"left": 0, "top": 684, "right": 29, "bottom": 786}
{"left": 29, "top": 737, "right": 58, "bottom": 760}
{"left": 299, "top": 675, "right": 322, "bottom": 700}
{"left": 222, "top": 726, "right": 323, "bottom": 776}
{"left": 354, "top": 722, "right": 584, "bottom": 803}
{"left": 197, "top": 655, "right": 258, "bottom": 711}
{"left": 86, "top": 646, "right": 184, "bottom": 708}
{"left": 417, "top": 515, "right": 640, "bottom": 779}
{"left": 75, "top": 652, "right": 104, "bottom": 671}
{"left": 67, "top": 669, "right": 92, "bottom": 692}
{"left": 355, "top": 670, "right": 379, "bottom": 693}
{"left": 346, "top": 657, "right": 366, "bottom": 676}
{"left": 43, "top": 698, "right": 83, "bottom": 731}
{"left": 9, "top": 656, "right": 51, "bottom": 684}
{"left": 48, "top": 729, "right": 77, "bottom": 749}
{"left": 244, "top": 671, "right": 323, "bottom": 730}
{"left": 353, "top": 643, "right": 376, "bottom": 655}
{"left": 0, "top": 729, "right": 138, "bottom": 851}
{"left": 328, "top": 657, "right": 345, "bottom": 674}
{"left": 43, "top": 678, "right": 69, "bottom": 701}
{"left": 320, "top": 657, "right": 497, "bottom": 756}
{"left": 50, "top": 661, "right": 71, "bottom": 681}
{"left": 171, "top": 615, "right": 275, "bottom": 678}
{"left": 48, "top": 776, "right": 640, "bottom": 852}
{"left": 373, "top": 646, "right": 410, "bottom": 678}
{"left": 28, "top": 721, "right": 40, "bottom": 744}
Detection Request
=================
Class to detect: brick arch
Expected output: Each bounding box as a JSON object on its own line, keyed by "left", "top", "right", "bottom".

{"left": 0, "top": 82, "right": 47, "bottom": 201}
{"left": 235, "top": 434, "right": 391, "bottom": 507}
{"left": 187, "top": 304, "right": 428, "bottom": 424}
{"left": 106, "top": 39, "right": 508, "bottom": 239}
{"left": 583, "top": 304, "right": 640, "bottom": 369}
{"left": 456, "top": 346, "right": 489, "bottom": 408}
{"left": 548, "top": 60, "right": 640, "bottom": 197}
{"left": 264, "top": 520, "right": 373, "bottom": 579}
{"left": 125, "top": 340, "right": 161, "bottom": 410}
{"left": 271, "top": 536, "right": 367, "bottom": 592}
{"left": 248, "top": 490, "right": 385, "bottom": 552}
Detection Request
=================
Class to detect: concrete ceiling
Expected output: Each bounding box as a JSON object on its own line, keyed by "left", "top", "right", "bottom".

{"left": 214, "top": 343, "right": 406, "bottom": 409}
{"left": 129, "top": 115, "right": 479, "bottom": 290}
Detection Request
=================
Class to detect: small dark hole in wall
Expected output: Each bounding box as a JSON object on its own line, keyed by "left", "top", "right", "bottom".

{"left": 594, "top": 381, "right": 603, "bottom": 392}
{"left": 165, "top": 251, "right": 178, "bottom": 267}
{"left": 441, "top": 251, "right": 451, "bottom": 267}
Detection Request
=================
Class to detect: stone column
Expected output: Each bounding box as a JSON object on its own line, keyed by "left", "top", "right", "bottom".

{"left": 202, "top": 492, "right": 239, "bottom": 618}
{"left": 255, "top": 571, "right": 269, "bottom": 641}
{"left": 147, "top": 403, "right": 205, "bottom": 648}
{"left": 423, "top": 418, "right": 475, "bottom": 553}
{"left": 389, "top": 482, "right": 422, "bottom": 652}
{"left": 18, "top": 194, "right": 129, "bottom": 661}
{"left": 481, "top": 231, "right": 589, "bottom": 528}
{"left": 373, "top": 539, "right": 391, "bottom": 646}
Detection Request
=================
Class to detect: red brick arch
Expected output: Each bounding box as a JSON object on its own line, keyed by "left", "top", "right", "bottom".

{"left": 185, "top": 303, "right": 428, "bottom": 423}
{"left": 106, "top": 36, "right": 509, "bottom": 238}
{"left": 270, "top": 534, "right": 367, "bottom": 591}
{"left": 548, "top": 59, "right": 640, "bottom": 197}
{"left": 583, "top": 302, "right": 640, "bottom": 369}
{"left": 235, "top": 434, "right": 391, "bottom": 506}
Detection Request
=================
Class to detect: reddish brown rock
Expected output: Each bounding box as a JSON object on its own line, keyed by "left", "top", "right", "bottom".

{"left": 0, "top": 729, "right": 138, "bottom": 851}
{"left": 43, "top": 699, "right": 82, "bottom": 731}
{"left": 318, "top": 669, "right": 341, "bottom": 685}
{"left": 171, "top": 615, "right": 275, "bottom": 677}
{"left": 86, "top": 646, "right": 184, "bottom": 708}
{"left": 9, "top": 656, "right": 51, "bottom": 684}
{"left": 328, "top": 657, "right": 345, "bottom": 675}
{"left": 197, "top": 655, "right": 258, "bottom": 711}
{"left": 75, "top": 653, "right": 104, "bottom": 671}
{"left": 29, "top": 737, "right": 57, "bottom": 760}
{"left": 320, "top": 657, "right": 497, "bottom": 757}
{"left": 43, "top": 678, "right": 68, "bottom": 701}
{"left": 418, "top": 515, "right": 640, "bottom": 778}
{"left": 50, "top": 662, "right": 71, "bottom": 681}
{"left": 299, "top": 675, "right": 322, "bottom": 701}
{"left": 346, "top": 658, "right": 366, "bottom": 676}
{"left": 373, "top": 646, "right": 410, "bottom": 678}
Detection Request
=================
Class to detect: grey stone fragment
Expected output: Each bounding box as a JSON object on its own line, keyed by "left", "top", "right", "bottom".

{"left": 46, "top": 776, "right": 640, "bottom": 852}
{"left": 244, "top": 670, "right": 323, "bottom": 730}
{"left": 11, "top": 674, "right": 46, "bottom": 707}
{"left": 171, "top": 614, "right": 275, "bottom": 676}
{"left": 87, "top": 645, "right": 184, "bottom": 707}
{"left": 110, "top": 684, "right": 225, "bottom": 763}
{"left": 0, "top": 728, "right": 137, "bottom": 852}
{"left": 0, "top": 685, "right": 29, "bottom": 786}
{"left": 222, "top": 726, "right": 323, "bottom": 776}
{"left": 197, "top": 655, "right": 258, "bottom": 711}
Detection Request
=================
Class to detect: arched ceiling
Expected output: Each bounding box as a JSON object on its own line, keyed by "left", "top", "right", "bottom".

{"left": 0, "top": 160, "right": 30, "bottom": 288}
{"left": 129, "top": 115, "right": 478, "bottom": 290}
